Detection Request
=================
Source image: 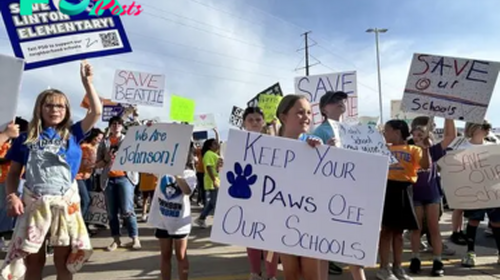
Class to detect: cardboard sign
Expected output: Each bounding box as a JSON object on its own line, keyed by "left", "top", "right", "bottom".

{"left": 0, "top": 54, "right": 24, "bottom": 131}
{"left": 112, "top": 70, "right": 165, "bottom": 107}
{"left": 0, "top": 1, "right": 132, "bottom": 70}
{"left": 194, "top": 113, "right": 216, "bottom": 132}
{"left": 329, "top": 121, "right": 397, "bottom": 164}
{"left": 258, "top": 94, "right": 282, "bottom": 123}
{"left": 85, "top": 192, "right": 108, "bottom": 226}
{"left": 112, "top": 123, "right": 194, "bottom": 175}
{"left": 295, "top": 71, "right": 358, "bottom": 127}
{"left": 438, "top": 144, "right": 500, "bottom": 209}
{"left": 211, "top": 130, "right": 389, "bottom": 266}
{"left": 247, "top": 83, "right": 283, "bottom": 108}
{"left": 229, "top": 106, "right": 244, "bottom": 128}
{"left": 170, "top": 95, "right": 195, "bottom": 123}
{"left": 402, "top": 53, "right": 500, "bottom": 123}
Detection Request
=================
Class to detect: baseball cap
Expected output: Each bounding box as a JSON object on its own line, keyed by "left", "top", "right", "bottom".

{"left": 319, "top": 91, "right": 348, "bottom": 108}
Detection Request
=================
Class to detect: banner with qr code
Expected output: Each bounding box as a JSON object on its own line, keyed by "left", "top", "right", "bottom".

{"left": 0, "top": 0, "right": 132, "bottom": 70}
{"left": 229, "top": 106, "right": 244, "bottom": 128}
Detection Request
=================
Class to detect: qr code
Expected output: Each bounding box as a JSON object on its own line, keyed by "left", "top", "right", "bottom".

{"left": 99, "top": 32, "right": 120, "bottom": 48}
{"left": 230, "top": 115, "right": 242, "bottom": 127}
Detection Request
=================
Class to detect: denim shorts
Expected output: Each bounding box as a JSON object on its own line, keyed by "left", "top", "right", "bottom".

{"left": 413, "top": 197, "right": 441, "bottom": 207}
{"left": 465, "top": 208, "right": 500, "bottom": 223}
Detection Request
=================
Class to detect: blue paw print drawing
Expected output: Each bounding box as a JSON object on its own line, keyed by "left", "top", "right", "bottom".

{"left": 160, "top": 175, "right": 182, "bottom": 200}
{"left": 227, "top": 162, "right": 258, "bottom": 199}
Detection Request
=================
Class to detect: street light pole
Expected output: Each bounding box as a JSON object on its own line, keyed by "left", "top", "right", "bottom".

{"left": 366, "top": 28, "right": 388, "bottom": 124}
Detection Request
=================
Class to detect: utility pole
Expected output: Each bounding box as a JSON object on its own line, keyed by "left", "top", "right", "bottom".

{"left": 296, "top": 31, "right": 319, "bottom": 75}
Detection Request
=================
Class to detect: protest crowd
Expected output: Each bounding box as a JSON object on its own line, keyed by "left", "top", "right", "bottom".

{"left": 2, "top": 2, "right": 500, "bottom": 280}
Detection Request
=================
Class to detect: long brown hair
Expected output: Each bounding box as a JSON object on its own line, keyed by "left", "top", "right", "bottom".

{"left": 25, "top": 89, "right": 72, "bottom": 144}
{"left": 275, "top": 94, "right": 306, "bottom": 136}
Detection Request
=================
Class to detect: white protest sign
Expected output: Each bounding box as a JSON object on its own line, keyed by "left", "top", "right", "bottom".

{"left": 194, "top": 113, "right": 216, "bottom": 132}
{"left": 220, "top": 142, "right": 227, "bottom": 158}
{"left": 402, "top": 54, "right": 500, "bottom": 123}
{"left": 329, "top": 121, "right": 397, "bottom": 165}
{"left": 391, "top": 100, "right": 421, "bottom": 123}
{"left": 112, "top": 70, "right": 165, "bottom": 107}
{"left": 358, "top": 116, "right": 379, "bottom": 126}
{"left": 112, "top": 123, "right": 194, "bottom": 175}
{"left": 0, "top": 54, "right": 24, "bottom": 131}
{"left": 85, "top": 192, "right": 108, "bottom": 226}
{"left": 295, "top": 71, "right": 358, "bottom": 127}
{"left": 438, "top": 145, "right": 500, "bottom": 209}
{"left": 211, "top": 130, "right": 389, "bottom": 266}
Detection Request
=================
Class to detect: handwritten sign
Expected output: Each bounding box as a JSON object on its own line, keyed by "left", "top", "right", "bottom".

{"left": 247, "top": 83, "right": 283, "bottom": 108}
{"left": 438, "top": 145, "right": 500, "bottom": 209}
{"left": 112, "top": 123, "right": 194, "bottom": 175}
{"left": 194, "top": 113, "right": 216, "bottom": 132}
{"left": 402, "top": 54, "right": 500, "bottom": 123}
{"left": 295, "top": 71, "right": 358, "bottom": 127}
{"left": 329, "top": 121, "right": 397, "bottom": 164}
{"left": 258, "top": 94, "right": 282, "bottom": 123}
{"left": 210, "top": 130, "right": 389, "bottom": 266}
{"left": 170, "top": 95, "right": 195, "bottom": 123}
{"left": 358, "top": 116, "right": 379, "bottom": 126}
{"left": 85, "top": 192, "right": 108, "bottom": 226}
{"left": 229, "top": 106, "right": 244, "bottom": 128}
{"left": 0, "top": 1, "right": 131, "bottom": 70}
{"left": 112, "top": 70, "right": 165, "bottom": 107}
{"left": 0, "top": 54, "right": 24, "bottom": 131}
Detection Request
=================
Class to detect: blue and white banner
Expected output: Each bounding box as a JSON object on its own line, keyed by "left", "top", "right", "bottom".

{"left": 0, "top": 1, "right": 132, "bottom": 70}
{"left": 102, "top": 104, "right": 126, "bottom": 122}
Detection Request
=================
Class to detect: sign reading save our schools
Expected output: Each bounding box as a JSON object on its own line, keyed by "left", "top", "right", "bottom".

{"left": 112, "top": 70, "right": 165, "bottom": 107}
{"left": 329, "top": 121, "right": 397, "bottom": 165}
{"left": 0, "top": 1, "right": 132, "bottom": 70}
{"left": 211, "top": 130, "right": 389, "bottom": 266}
{"left": 112, "top": 123, "right": 194, "bottom": 175}
{"left": 438, "top": 144, "right": 500, "bottom": 210}
{"left": 294, "top": 71, "right": 358, "bottom": 126}
{"left": 402, "top": 53, "right": 500, "bottom": 123}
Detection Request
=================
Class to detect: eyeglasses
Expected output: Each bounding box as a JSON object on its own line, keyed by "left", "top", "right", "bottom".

{"left": 44, "top": 103, "right": 66, "bottom": 110}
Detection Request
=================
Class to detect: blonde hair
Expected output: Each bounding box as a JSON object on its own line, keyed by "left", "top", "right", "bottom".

{"left": 464, "top": 120, "right": 491, "bottom": 138}
{"left": 25, "top": 89, "right": 72, "bottom": 144}
{"left": 275, "top": 94, "right": 307, "bottom": 136}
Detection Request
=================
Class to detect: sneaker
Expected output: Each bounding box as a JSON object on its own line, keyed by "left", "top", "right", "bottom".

{"left": 195, "top": 218, "right": 208, "bottom": 228}
{"left": 106, "top": 240, "right": 121, "bottom": 251}
{"left": 461, "top": 252, "right": 476, "bottom": 267}
{"left": 409, "top": 258, "right": 421, "bottom": 274}
{"left": 249, "top": 274, "right": 263, "bottom": 280}
{"left": 376, "top": 267, "right": 398, "bottom": 280}
{"left": 328, "top": 262, "right": 343, "bottom": 275}
{"left": 450, "top": 231, "right": 467, "bottom": 245}
{"left": 141, "top": 214, "right": 148, "bottom": 223}
{"left": 431, "top": 259, "right": 444, "bottom": 277}
{"left": 393, "top": 267, "right": 412, "bottom": 280}
{"left": 132, "top": 237, "right": 141, "bottom": 250}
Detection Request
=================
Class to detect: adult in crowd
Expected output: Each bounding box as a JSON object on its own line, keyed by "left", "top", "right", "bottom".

{"left": 96, "top": 116, "right": 141, "bottom": 251}
{"left": 76, "top": 128, "right": 104, "bottom": 226}
{"left": 2, "top": 60, "right": 101, "bottom": 280}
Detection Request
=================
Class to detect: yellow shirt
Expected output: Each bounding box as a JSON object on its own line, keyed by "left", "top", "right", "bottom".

{"left": 388, "top": 145, "right": 422, "bottom": 183}
{"left": 203, "top": 150, "right": 220, "bottom": 190}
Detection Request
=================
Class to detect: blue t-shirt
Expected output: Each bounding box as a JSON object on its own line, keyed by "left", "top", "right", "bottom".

{"left": 413, "top": 143, "right": 446, "bottom": 202}
{"left": 313, "top": 121, "right": 335, "bottom": 144}
{"left": 6, "top": 122, "right": 86, "bottom": 181}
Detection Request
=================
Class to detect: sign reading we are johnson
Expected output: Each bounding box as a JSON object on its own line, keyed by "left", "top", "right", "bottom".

{"left": 19, "top": 0, "right": 143, "bottom": 16}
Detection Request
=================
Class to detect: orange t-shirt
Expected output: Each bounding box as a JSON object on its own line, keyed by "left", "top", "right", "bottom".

{"left": 388, "top": 145, "right": 423, "bottom": 183}
{"left": 108, "top": 136, "right": 126, "bottom": 178}
{"left": 0, "top": 143, "right": 11, "bottom": 183}
{"left": 139, "top": 173, "right": 158, "bottom": 192}
{"left": 76, "top": 143, "right": 97, "bottom": 180}
{"left": 195, "top": 148, "right": 204, "bottom": 173}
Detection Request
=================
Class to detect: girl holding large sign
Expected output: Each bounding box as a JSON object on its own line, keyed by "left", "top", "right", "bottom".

{"left": 275, "top": 95, "right": 323, "bottom": 280}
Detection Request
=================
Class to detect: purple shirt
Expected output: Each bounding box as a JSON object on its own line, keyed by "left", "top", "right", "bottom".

{"left": 413, "top": 144, "right": 446, "bottom": 202}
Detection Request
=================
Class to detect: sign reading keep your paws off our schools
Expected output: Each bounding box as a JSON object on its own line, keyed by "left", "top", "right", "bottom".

{"left": 210, "top": 130, "right": 390, "bottom": 266}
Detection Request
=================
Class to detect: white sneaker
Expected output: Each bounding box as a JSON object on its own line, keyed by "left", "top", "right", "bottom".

{"left": 141, "top": 214, "right": 148, "bottom": 222}
{"left": 392, "top": 267, "right": 412, "bottom": 280}
{"left": 132, "top": 237, "right": 141, "bottom": 250}
{"left": 195, "top": 218, "right": 208, "bottom": 228}
{"left": 376, "top": 267, "right": 398, "bottom": 280}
